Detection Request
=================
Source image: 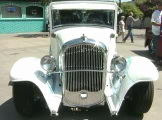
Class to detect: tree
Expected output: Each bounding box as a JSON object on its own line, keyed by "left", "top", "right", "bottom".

{"left": 135, "top": 0, "right": 147, "bottom": 4}
{"left": 120, "top": 3, "right": 143, "bottom": 18}
{"left": 135, "top": 0, "right": 160, "bottom": 28}
{"left": 135, "top": 0, "right": 160, "bottom": 18}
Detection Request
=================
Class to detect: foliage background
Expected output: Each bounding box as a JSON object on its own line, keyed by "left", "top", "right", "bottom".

{"left": 135, "top": 0, "right": 159, "bottom": 18}
{"left": 120, "top": 3, "right": 143, "bottom": 18}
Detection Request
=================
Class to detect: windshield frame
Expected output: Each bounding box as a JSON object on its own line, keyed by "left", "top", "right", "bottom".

{"left": 49, "top": 1, "right": 118, "bottom": 32}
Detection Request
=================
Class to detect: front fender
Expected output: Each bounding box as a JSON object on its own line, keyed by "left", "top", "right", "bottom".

{"left": 105, "top": 56, "right": 158, "bottom": 115}
{"left": 125, "top": 56, "right": 158, "bottom": 82}
{"left": 10, "top": 57, "right": 43, "bottom": 81}
{"left": 10, "top": 57, "right": 62, "bottom": 115}
{"left": 118, "top": 56, "right": 158, "bottom": 102}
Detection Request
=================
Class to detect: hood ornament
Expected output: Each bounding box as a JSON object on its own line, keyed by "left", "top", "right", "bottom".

{"left": 81, "top": 34, "right": 87, "bottom": 42}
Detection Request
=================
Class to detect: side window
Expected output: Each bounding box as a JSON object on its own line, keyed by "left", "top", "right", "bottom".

{"left": 52, "top": 10, "right": 61, "bottom": 25}
{"left": 26, "top": 6, "right": 43, "bottom": 18}
{"left": 1, "top": 5, "right": 22, "bottom": 18}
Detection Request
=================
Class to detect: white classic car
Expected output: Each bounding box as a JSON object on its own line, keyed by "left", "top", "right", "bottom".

{"left": 9, "top": 0, "right": 159, "bottom": 117}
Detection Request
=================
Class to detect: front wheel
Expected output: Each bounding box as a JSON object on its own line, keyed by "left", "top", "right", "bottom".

{"left": 13, "top": 82, "right": 36, "bottom": 117}
{"left": 126, "top": 82, "right": 154, "bottom": 114}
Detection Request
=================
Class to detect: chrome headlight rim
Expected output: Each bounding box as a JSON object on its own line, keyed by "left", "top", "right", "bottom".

{"left": 111, "top": 56, "right": 127, "bottom": 72}
{"left": 40, "top": 55, "right": 56, "bottom": 72}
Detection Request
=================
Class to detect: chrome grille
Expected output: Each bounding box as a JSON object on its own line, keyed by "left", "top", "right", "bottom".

{"left": 64, "top": 44, "right": 105, "bottom": 92}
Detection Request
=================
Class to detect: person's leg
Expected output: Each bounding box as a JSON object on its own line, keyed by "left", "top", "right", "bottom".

{"left": 129, "top": 28, "right": 134, "bottom": 43}
{"left": 116, "top": 33, "right": 119, "bottom": 42}
{"left": 152, "top": 34, "right": 159, "bottom": 53}
{"left": 151, "top": 34, "right": 161, "bottom": 64}
{"left": 123, "top": 25, "right": 131, "bottom": 42}
{"left": 122, "top": 32, "right": 125, "bottom": 40}
{"left": 116, "top": 32, "right": 121, "bottom": 42}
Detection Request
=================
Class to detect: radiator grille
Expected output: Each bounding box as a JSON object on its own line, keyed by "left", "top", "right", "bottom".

{"left": 64, "top": 44, "right": 105, "bottom": 92}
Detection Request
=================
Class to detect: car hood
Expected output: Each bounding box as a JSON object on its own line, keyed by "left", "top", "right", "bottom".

{"left": 54, "top": 27, "right": 115, "bottom": 48}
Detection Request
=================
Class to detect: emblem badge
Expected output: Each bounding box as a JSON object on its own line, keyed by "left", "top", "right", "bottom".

{"left": 80, "top": 91, "right": 88, "bottom": 99}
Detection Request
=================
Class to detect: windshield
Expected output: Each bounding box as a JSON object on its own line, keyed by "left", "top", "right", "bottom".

{"left": 51, "top": 9, "right": 115, "bottom": 28}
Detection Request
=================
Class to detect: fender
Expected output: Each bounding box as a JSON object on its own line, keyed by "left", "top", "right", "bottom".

{"left": 9, "top": 57, "right": 62, "bottom": 115}
{"left": 105, "top": 56, "right": 158, "bottom": 115}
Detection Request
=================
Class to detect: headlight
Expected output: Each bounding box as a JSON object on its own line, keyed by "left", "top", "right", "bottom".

{"left": 40, "top": 55, "right": 56, "bottom": 72}
{"left": 111, "top": 56, "right": 126, "bottom": 72}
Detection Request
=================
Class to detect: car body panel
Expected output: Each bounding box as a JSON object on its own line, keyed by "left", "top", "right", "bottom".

{"left": 105, "top": 56, "right": 158, "bottom": 115}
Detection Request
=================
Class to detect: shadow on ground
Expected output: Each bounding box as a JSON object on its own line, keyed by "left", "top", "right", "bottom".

{"left": 0, "top": 98, "right": 143, "bottom": 120}
{"left": 15, "top": 33, "right": 49, "bottom": 38}
{"left": 116, "top": 41, "right": 124, "bottom": 44}
{"left": 131, "top": 50, "right": 151, "bottom": 59}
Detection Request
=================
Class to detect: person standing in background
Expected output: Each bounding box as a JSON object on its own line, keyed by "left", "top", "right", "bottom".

{"left": 118, "top": 16, "right": 125, "bottom": 41}
{"left": 123, "top": 12, "right": 137, "bottom": 43}
{"left": 151, "top": 1, "right": 162, "bottom": 64}
{"left": 151, "top": 2, "right": 162, "bottom": 55}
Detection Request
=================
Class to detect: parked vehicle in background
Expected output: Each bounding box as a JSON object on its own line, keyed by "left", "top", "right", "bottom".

{"left": 9, "top": 0, "right": 159, "bottom": 118}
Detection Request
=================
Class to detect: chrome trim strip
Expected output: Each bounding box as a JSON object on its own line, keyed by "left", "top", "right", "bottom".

{"left": 62, "top": 38, "right": 107, "bottom": 53}
{"left": 50, "top": 70, "right": 112, "bottom": 74}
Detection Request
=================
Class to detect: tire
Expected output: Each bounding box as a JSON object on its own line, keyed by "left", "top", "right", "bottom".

{"left": 126, "top": 82, "right": 154, "bottom": 114}
{"left": 148, "top": 39, "right": 153, "bottom": 53}
{"left": 13, "top": 82, "right": 36, "bottom": 117}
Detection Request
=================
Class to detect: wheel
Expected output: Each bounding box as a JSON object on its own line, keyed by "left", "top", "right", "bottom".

{"left": 126, "top": 82, "right": 154, "bottom": 114}
{"left": 148, "top": 39, "right": 153, "bottom": 53}
{"left": 13, "top": 82, "right": 36, "bottom": 117}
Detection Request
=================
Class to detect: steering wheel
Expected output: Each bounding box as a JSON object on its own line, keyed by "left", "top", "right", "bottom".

{"left": 89, "top": 19, "right": 105, "bottom": 24}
